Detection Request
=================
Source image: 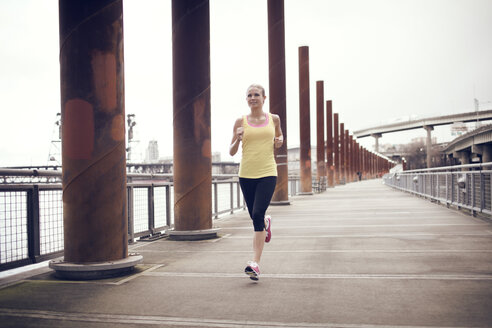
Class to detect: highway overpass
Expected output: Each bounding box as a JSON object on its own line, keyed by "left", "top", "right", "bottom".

{"left": 353, "top": 109, "right": 492, "bottom": 167}
{"left": 353, "top": 109, "right": 492, "bottom": 138}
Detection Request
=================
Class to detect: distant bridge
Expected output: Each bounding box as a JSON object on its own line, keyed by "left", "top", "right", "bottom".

{"left": 353, "top": 109, "right": 492, "bottom": 138}
{"left": 353, "top": 109, "right": 492, "bottom": 167}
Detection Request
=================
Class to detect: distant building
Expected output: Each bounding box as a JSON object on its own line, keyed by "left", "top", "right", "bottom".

{"left": 287, "top": 145, "right": 319, "bottom": 176}
{"left": 212, "top": 152, "right": 221, "bottom": 163}
{"left": 451, "top": 122, "right": 468, "bottom": 137}
{"left": 145, "top": 140, "right": 159, "bottom": 163}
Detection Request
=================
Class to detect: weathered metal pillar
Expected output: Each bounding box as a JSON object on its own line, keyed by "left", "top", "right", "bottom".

{"left": 348, "top": 135, "right": 353, "bottom": 182}
{"left": 316, "top": 81, "right": 325, "bottom": 181}
{"left": 326, "top": 100, "right": 334, "bottom": 187}
{"left": 298, "top": 46, "right": 312, "bottom": 194}
{"left": 362, "top": 148, "right": 367, "bottom": 178}
{"left": 345, "top": 130, "right": 350, "bottom": 182}
{"left": 333, "top": 113, "right": 340, "bottom": 185}
{"left": 355, "top": 141, "right": 361, "bottom": 181}
{"left": 169, "top": 0, "right": 218, "bottom": 240}
{"left": 424, "top": 125, "right": 434, "bottom": 168}
{"left": 268, "top": 0, "right": 290, "bottom": 205}
{"left": 340, "top": 123, "right": 345, "bottom": 183}
{"left": 51, "top": 0, "right": 142, "bottom": 279}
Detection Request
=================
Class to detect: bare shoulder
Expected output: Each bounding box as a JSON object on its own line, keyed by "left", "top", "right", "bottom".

{"left": 271, "top": 113, "right": 281, "bottom": 124}
{"left": 234, "top": 116, "right": 243, "bottom": 127}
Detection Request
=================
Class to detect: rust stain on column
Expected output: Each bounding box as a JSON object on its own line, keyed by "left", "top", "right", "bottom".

{"left": 59, "top": 0, "right": 127, "bottom": 263}
{"left": 268, "top": 0, "right": 289, "bottom": 203}
{"left": 298, "top": 46, "right": 312, "bottom": 193}
{"left": 333, "top": 113, "right": 340, "bottom": 185}
{"left": 326, "top": 101, "right": 334, "bottom": 187}
{"left": 316, "top": 81, "right": 325, "bottom": 180}
{"left": 172, "top": 0, "right": 212, "bottom": 231}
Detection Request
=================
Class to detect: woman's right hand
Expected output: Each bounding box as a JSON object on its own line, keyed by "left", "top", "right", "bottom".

{"left": 236, "top": 127, "right": 244, "bottom": 141}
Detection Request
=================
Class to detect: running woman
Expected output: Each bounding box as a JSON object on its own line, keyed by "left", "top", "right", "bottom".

{"left": 229, "top": 84, "right": 284, "bottom": 280}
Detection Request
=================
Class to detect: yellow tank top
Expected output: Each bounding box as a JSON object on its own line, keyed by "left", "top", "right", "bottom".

{"left": 239, "top": 113, "right": 277, "bottom": 178}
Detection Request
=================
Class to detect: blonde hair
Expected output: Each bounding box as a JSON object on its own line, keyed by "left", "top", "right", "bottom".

{"left": 246, "top": 84, "right": 266, "bottom": 97}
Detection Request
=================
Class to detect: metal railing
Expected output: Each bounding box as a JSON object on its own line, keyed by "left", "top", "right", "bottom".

{"left": 0, "top": 169, "right": 248, "bottom": 271}
{"left": 383, "top": 163, "right": 492, "bottom": 216}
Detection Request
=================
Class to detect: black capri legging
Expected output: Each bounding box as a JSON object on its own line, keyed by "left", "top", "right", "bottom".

{"left": 239, "top": 176, "right": 277, "bottom": 231}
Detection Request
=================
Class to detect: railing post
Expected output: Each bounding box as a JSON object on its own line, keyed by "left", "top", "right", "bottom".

{"left": 470, "top": 171, "right": 477, "bottom": 216}
{"left": 127, "top": 186, "right": 135, "bottom": 242}
{"left": 166, "top": 185, "right": 171, "bottom": 227}
{"left": 480, "top": 172, "right": 485, "bottom": 212}
{"left": 490, "top": 172, "right": 492, "bottom": 214}
{"left": 236, "top": 182, "right": 241, "bottom": 209}
{"left": 27, "top": 185, "right": 40, "bottom": 263}
{"left": 214, "top": 182, "right": 218, "bottom": 219}
{"left": 446, "top": 173, "right": 449, "bottom": 205}
{"left": 148, "top": 186, "right": 155, "bottom": 233}
{"left": 230, "top": 182, "right": 234, "bottom": 214}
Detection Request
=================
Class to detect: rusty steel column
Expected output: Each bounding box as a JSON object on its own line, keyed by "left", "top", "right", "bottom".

{"left": 348, "top": 134, "right": 353, "bottom": 182}
{"left": 316, "top": 81, "right": 325, "bottom": 182}
{"left": 326, "top": 101, "right": 334, "bottom": 187}
{"left": 354, "top": 141, "right": 360, "bottom": 181}
{"left": 170, "top": 0, "right": 218, "bottom": 240}
{"left": 298, "top": 46, "right": 312, "bottom": 194}
{"left": 340, "top": 123, "right": 345, "bottom": 183}
{"left": 345, "top": 130, "right": 350, "bottom": 182}
{"left": 268, "top": 0, "right": 290, "bottom": 205}
{"left": 51, "top": 0, "right": 142, "bottom": 279}
{"left": 333, "top": 113, "right": 340, "bottom": 185}
{"left": 362, "top": 148, "right": 367, "bottom": 179}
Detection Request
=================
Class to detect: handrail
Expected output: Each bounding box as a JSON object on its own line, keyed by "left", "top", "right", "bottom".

{"left": 0, "top": 168, "right": 62, "bottom": 177}
{"left": 401, "top": 162, "right": 492, "bottom": 173}
{"left": 384, "top": 164, "right": 492, "bottom": 218}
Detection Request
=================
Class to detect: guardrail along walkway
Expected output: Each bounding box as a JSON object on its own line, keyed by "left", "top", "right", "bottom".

{"left": 1, "top": 179, "right": 492, "bottom": 327}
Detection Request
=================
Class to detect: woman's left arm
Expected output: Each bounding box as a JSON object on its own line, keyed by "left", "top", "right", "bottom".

{"left": 273, "top": 114, "right": 284, "bottom": 148}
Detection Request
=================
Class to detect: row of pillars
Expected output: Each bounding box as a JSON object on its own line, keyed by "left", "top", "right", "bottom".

{"left": 297, "top": 46, "right": 394, "bottom": 194}
{"left": 51, "top": 0, "right": 391, "bottom": 278}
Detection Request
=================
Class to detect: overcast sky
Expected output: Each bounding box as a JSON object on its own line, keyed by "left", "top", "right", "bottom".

{"left": 1, "top": 0, "right": 492, "bottom": 167}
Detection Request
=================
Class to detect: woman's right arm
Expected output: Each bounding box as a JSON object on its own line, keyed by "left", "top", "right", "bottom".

{"left": 229, "top": 117, "right": 243, "bottom": 156}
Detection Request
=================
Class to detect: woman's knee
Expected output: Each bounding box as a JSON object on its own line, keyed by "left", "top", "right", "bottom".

{"left": 252, "top": 212, "right": 265, "bottom": 231}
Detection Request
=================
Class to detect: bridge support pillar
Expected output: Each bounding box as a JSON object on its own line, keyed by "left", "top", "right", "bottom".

{"left": 423, "top": 125, "right": 434, "bottom": 168}
{"left": 482, "top": 145, "right": 492, "bottom": 163}
{"left": 298, "top": 46, "right": 313, "bottom": 195}
{"left": 454, "top": 150, "right": 471, "bottom": 170}
{"left": 268, "top": 0, "right": 290, "bottom": 205}
{"left": 371, "top": 133, "right": 382, "bottom": 153}
{"left": 170, "top": 0, "right": 219, "bottom": 240}
{"left": 52, "top": 0, "right": 142, "bottom": 279}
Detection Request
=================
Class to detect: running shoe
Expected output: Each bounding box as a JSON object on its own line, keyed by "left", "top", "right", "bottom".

{"left": 264, "top": 215, "right": 272, "bottom": 243}
{"left": 245, "top": 261, "right": 260, "bottom": 280}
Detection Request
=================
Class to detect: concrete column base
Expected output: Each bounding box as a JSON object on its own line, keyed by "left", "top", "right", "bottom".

{"left": 167, "top": 228, "right": 221, "bottom": 241}
{"left": 270, "top": 200, "right": 291, "bottom": 206}
{"left": 49, "top": 254, "right": 143, "bottom": 280}
{"left": 298, "top": 192, "right": 314, "bottom": 196}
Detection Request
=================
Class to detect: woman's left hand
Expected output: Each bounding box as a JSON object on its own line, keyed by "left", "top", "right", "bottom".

{"left": 274, "top": 136, "right": 283, "bottom": 148}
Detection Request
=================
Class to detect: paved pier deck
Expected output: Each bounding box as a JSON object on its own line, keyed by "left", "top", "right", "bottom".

{"left": 1, "top": 179, "right": 492, "bottom": 327}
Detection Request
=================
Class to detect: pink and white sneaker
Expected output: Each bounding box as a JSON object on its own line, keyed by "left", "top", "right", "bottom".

{"left": 264, "top": 215, "right": 272, "bottom": 243}
{"left": 245, "top": 261, "right": 260, "bottom": 280}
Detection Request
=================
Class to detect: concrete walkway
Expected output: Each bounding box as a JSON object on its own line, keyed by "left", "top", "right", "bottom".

{"left": 1, "top": 179, "right": 492, "bottom": 327}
